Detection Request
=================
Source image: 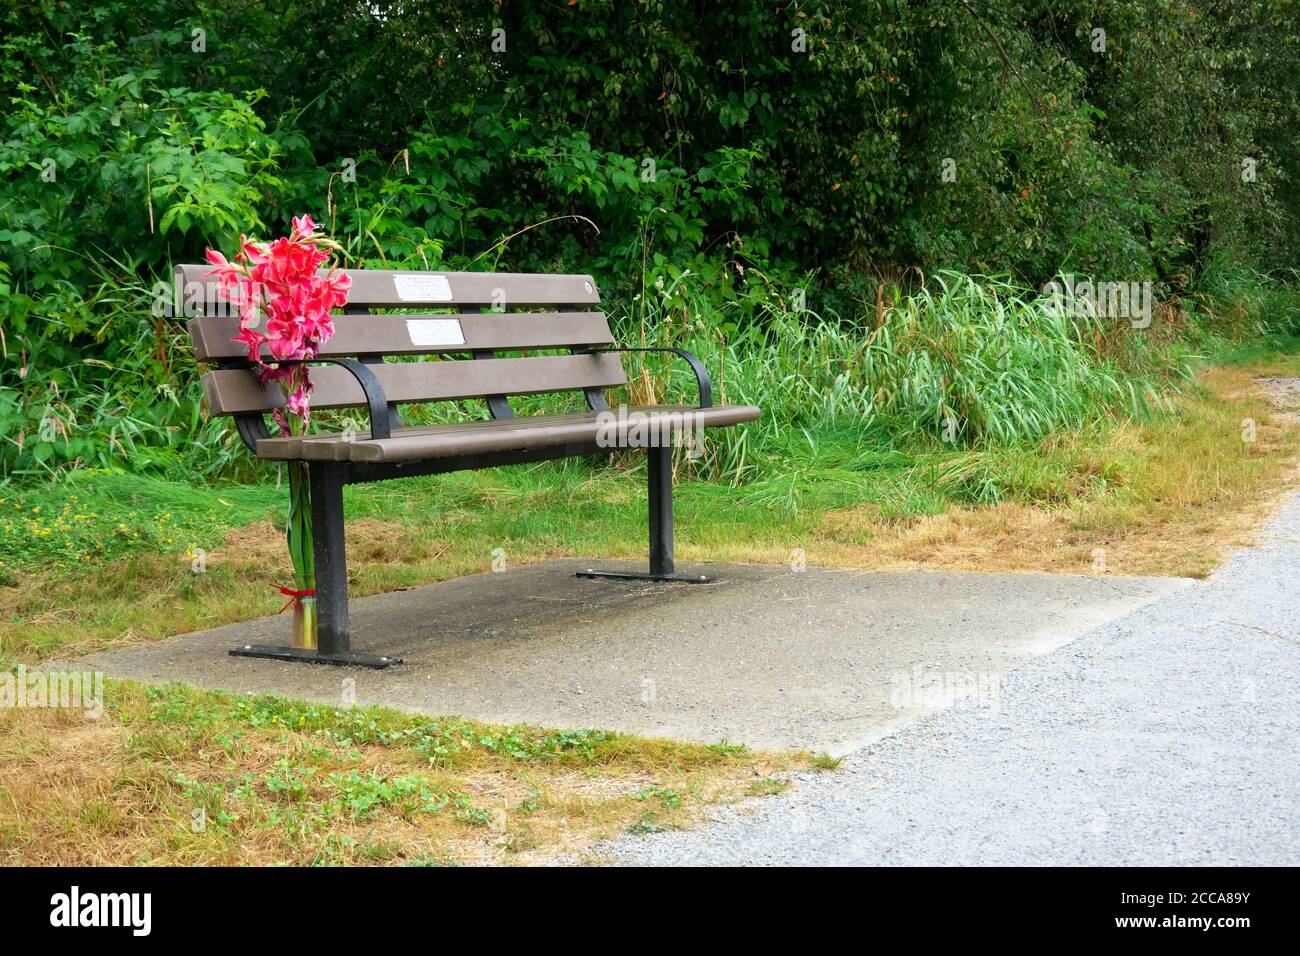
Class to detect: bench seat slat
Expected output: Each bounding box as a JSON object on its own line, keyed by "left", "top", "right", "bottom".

{"left": 175, "top": 265, "right": 600, "bottom": 309}
{"left": 258, "top": 408, "right": 611, "bottom": 461}
{"left": 187, "top": 311, "right": 613, "bottom": 361}
{"left": 201, "top": 353, "right": 628, "bottom": 415}
{"left": 254, "top": 405, "right": 762, "bottom": 462}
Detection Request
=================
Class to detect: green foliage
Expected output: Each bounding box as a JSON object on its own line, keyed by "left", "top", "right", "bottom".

{"left": 0, "top": 7, "right": 284, "bottom": 479}
{"left": 634, "top": 786, "right": 683, "bottom": 810}
{"left": 0, "top": 255, "right": 251, "bottom": 480}
{"left": 326, "top": 771, "right": 452, "bottom": 820}
{"left": 1, "top": 0, "right": 1297, "bottom": 482}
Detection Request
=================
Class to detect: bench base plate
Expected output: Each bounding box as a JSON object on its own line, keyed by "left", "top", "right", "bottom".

{"left": 229, "top": 644, "right": 402, "bottom": 669}
{"left": 575, "top": 569, "right": 712, "bottom": 584}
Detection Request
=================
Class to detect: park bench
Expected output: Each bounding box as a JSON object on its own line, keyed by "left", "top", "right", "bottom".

{"left": 179, "top": 265, "right": 760, "bottom": 668}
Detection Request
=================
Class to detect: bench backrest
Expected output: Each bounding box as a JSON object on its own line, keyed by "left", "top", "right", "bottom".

{"left": 177, "top": 265, "right": 623, "bottom": 419}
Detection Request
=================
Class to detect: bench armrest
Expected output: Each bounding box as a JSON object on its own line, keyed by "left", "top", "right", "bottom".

{"left": 276, "top": 357, "right": 393, "bottom": 440}
{"left": 592, "top": 347, "right": 713, "bottom": 408}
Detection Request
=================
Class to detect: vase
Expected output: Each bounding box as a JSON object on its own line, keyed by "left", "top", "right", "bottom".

{"left": 292, "top": 593, "right": 318, "bottom": 650}
{"left": 286, "top": 461, "right": 317, "bottom": 649}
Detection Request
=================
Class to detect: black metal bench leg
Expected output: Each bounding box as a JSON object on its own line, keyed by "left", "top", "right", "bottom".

{"left": 312, "top": 462, "right": 351, "bottom": 655}
{"left": 648, "top": 442, "right": 676, "bottom": 576}
{"left": 229, "top": 462, "right": 401, "bottom": 669}
{"left": 577, "top": 445, "right": 711, "bottom": 584}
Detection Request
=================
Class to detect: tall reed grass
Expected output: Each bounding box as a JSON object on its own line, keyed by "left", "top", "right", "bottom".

{"left": 623, "top": 270, "right": 1194, "bottom": 483}
{"left": 2, "top": 265, "right": 1251, "bottom": 488}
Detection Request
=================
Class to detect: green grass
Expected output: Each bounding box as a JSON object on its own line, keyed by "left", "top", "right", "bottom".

{"left": 807, "top": 753, "right": 843, "bottom": 771}
{"left": 1207, "top": 334, "right": 1300, "bottom": 366}
{"left": 0, "top": 469, "right": 281, "bottom": 580}
{"left": 0, "top": 429, "right": 1118, "bottom": 598}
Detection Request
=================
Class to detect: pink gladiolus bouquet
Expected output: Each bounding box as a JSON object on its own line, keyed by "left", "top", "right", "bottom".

{"left": 204, "top": 215, "right": 350, "bottom": 436}
{"left": 203, "top": 215, "right": 349, "bottom": 650}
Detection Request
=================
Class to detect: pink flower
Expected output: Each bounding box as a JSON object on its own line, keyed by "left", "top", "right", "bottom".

{"left": 241, "top": 236, "right": 268, "bottom": 265}
{"left": 286, "top": 382, "right": 313, "bottom": 419}
{"left": 265, "top": 311, "right": 308, "bottom": 360}
{"left": 206, "top": 214, "right": 348, "bottom": 433}
{"left": 232, "top": 325, "right": 267, "bottom": 362}
{"left": 238, "top": 292, "right": 261, "bottom": 328}
{"left": 322, "top": 270, "right": 351, "bottom": 309}
{"left": 259, "top": 364, "right": 294, "bottom": 389}
{"left": 202, "top": 249, "right": 245, "bottom": 298}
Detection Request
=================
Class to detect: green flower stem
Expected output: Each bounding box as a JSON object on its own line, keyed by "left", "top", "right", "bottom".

{"left": 285, "top": 415, "right": 316, "bottom": 649}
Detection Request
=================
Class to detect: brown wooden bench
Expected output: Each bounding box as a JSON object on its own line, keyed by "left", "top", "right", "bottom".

{"left": 178, "top": 265, "right": 760, "bottom": 667}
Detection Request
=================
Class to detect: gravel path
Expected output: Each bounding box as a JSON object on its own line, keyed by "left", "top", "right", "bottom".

{"left": 604, "top": 493, "right": 1300, "bottom": 866}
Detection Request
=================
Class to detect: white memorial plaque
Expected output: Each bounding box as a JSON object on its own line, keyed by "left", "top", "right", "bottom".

{"left": 393, "top": 273, "right": 454, "bottom": 302}
{"left": 406, "top": 318, "right": 465, "bottom": 347}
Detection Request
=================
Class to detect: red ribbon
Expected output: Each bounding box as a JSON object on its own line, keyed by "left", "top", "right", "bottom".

{"left": 273, "top": 584, "right": 316, "bottom": 614}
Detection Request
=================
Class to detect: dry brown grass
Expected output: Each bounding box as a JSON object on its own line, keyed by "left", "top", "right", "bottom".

{"left": 0, "top": 681, "right": 805, "bottom": 866}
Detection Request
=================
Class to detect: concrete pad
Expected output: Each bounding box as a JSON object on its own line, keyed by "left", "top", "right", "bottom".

{"left": 67, "top": 560, "right": 1190, "bottom": 752}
